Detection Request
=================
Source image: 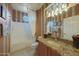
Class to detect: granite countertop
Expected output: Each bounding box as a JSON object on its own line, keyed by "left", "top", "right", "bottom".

{"left": 38, "top": 37, "right": 79, "bottom": 56}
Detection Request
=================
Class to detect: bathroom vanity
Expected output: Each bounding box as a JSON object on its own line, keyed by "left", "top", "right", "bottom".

{"left": 36, "top": 37, "right": 79, "bottom": 56}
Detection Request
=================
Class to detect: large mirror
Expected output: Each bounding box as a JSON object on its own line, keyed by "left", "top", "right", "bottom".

{"left": 44, "top": 3, "right": 78, "bottom": 42}
{"left": 46, "top": 17, "right": 59, "bottom": 38}
{"left": 44, "top": 3, "right": 68, "bottom": 39}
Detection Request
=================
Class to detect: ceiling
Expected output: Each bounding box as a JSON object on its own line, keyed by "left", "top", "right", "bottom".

{"left": 11, "top": 3, "right": 43, "bottom": 13}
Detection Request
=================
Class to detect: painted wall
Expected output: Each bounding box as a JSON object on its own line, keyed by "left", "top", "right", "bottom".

{"left": 63, "top": 15, "right": 79, "bottom": 41}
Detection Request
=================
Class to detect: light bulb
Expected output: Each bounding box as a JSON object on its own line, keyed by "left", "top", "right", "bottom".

{"left": 55, "top": 13, "right": 57, "bottom": 15}
{"left": 48, "top": 12, "right": 51, "bottom": 17}
{"left": 55, "top": 8, "right": 58, "bottom": 15}
{"left": 52, "top": 11, "right": 54, "bottom": 17}
{"left": 62, "top": 4, "right": 65, "bottom": 8}
{"left": 64, "top": 4, "right": 68, "bottom": 12}
{"left": 60, "top": 11, "right": 62, "bottom": 14}
{"left": 55, "top": 11, "right": 58, "bottom": 15}
{"left": 64, "top": 8, "right": 68, "bottom": 11}
{"left": 59, "top": 8, "right": 62, "bottom": 14}
{"left": 56, "top": 8, "right": 58, "bottom": 12}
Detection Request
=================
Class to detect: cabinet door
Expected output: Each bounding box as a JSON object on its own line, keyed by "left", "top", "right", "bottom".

{"left": 36, "top": 42, "right": 39, "bottom": 55}
{"left": 36, "top": 41, "right": 61, "bottom": 56}
{"left": 48, "top": 47, "right": 61, "bottom": 56}
{"left": 40, "top": 42, "right": 48, "bottom": 56}
{"left": 36, "top": 41, "right": 41, "bottom": 56}
{"left": 47, "top": 47, "right": 51, "bottom": 56}
{"left": 36, "top": 41, "right": 48, "bottom": 56}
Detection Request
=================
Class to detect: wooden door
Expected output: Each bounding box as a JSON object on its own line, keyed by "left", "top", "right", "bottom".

{"left": 0, "top": 35, "right": 10, "bottom": 56}
{"left": 0, "top": 37, "right": 4, "bottom": 55}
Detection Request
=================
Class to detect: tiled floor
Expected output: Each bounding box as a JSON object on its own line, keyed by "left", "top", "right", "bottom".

{"left": 10, "top": 47, "right": 36, "bottom": 56}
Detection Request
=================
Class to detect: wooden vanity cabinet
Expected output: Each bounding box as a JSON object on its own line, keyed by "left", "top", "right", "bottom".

{"left": 36, "top": 40, "right": 61, "bottom": 56}
{"left": 36, "top": 41, "right": 48, "bottom": 56}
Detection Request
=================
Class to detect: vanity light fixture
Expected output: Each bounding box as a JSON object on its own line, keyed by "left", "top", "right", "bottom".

{"left": 46, "top": 3, "right": 68, "bottom": 17}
